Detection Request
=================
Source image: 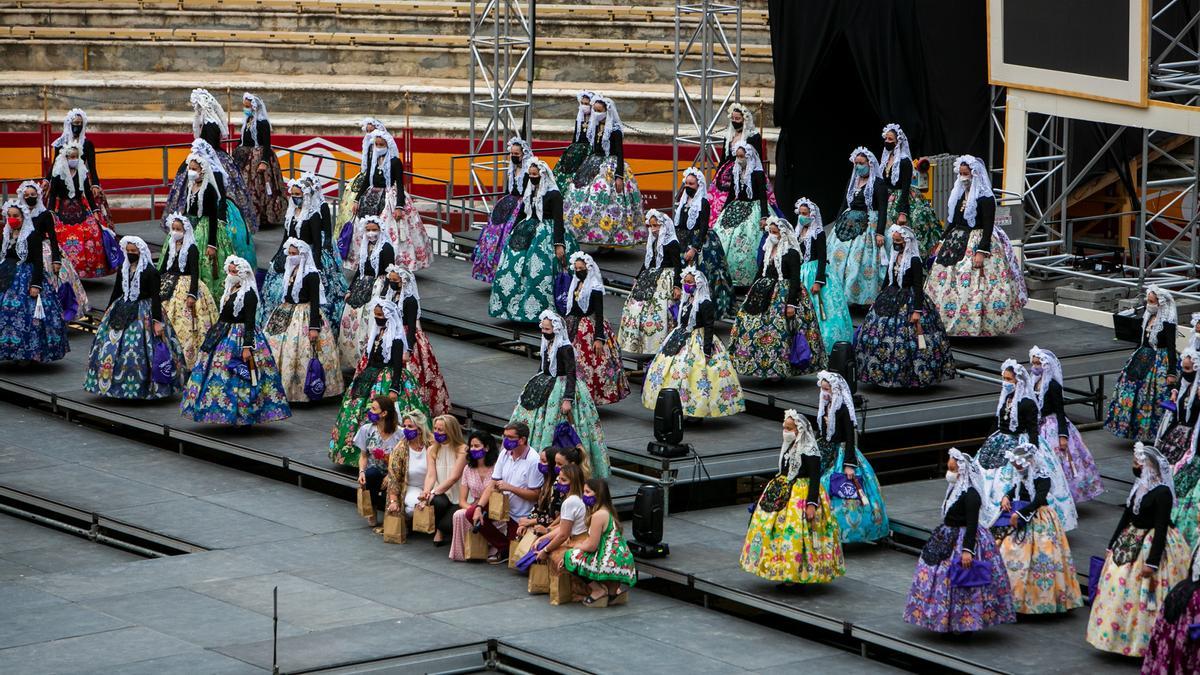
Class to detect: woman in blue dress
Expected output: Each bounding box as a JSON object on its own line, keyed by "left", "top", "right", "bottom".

{"left": 794, "top": 197, "right": 853, "bottom": 353}
{"left": 0, "top": 199, "right": 69, "bottom": 364}
{"left": 472, "top": 136, "right": 531, "bottom": 283}
{"left": 712, "top": 141, "right": 768, "bottom": 287}
{"left": 828, "top": 147, "right": 885, "bottom": 306}
{"left": 675, "top": 167, "right": 734, "bottom": 319}
{"left": 816, "top": 370, "right": 890, "bottom": 543}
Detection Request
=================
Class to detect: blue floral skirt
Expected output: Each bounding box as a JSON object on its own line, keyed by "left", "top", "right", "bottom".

{"left": 0, "top": 260, "right": 69, "bottom": 363}
{"left": 854, "top": 285, "right": 956, "bottom": 389}
{"left": 190, "top": 205, "right": 258, "bottom": 301}
{"left": 180, "top": 322, "right": 292, "bottom": 425}
{"left": 1104, "top": 346, "right": 1172, "bottom": 442}
{"left": 828, "top": 208, "right": 883, "bottom": 306}
{"left": 84, "top": 297, "right": 186, "bottom": 400}
{"left": 819, "top": 441, "right": 890, "bottom": 543}
{"left": 799, "top": 260, "right": 854, "bottom": 353}
{"left": 903, "top": 525, "right": 1016, "bottom": 633}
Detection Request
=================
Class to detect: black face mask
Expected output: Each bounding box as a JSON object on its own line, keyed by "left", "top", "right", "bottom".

{"left": 510, "top": 155, "right": 521, "bottom": 165}
{"left": 731, "top": 121, "right": 743, "bottom": 131}
{"left": 528, "top": 176, "right": 540, "bottom": 187}
{"left": 892, "top": 242, "right": 904, "bottom": 252}
{"left": 23, "top": 197, "right": 37, "bottom": 207}
{"left": 388, "top": 281, "right": 401, "bottom": 290}
{"left": 1132, "top": 466, "right": 1142, "bottom": 478}
{"left": 684, "top": 186, "right": 696, "bottom": 197}
{"left": 127, "top": 253, "right": 140, "bottom": 263}
{"left": 883, "top": 140, "right": 896, "bottom": 151}
{"left": 291, "top": 196, "right": 303, "bottom": 206}
{"left": 541, "top": 330, "right": 555, "bottom": 339}
{"left": 71, "top": 124, "right": 83, "bottom": 136}
{"left": 374, "top": 317, "right": 387, "bottom": 327}
{"left": 1183, "top": 369, "right": 1197, "bottom": 381}
{"left": 574, "top": 269, "right": 588, "bottom": 280}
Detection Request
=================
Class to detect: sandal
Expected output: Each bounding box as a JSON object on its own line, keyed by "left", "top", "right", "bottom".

{"left": 581, "top": 593, "right": 609, "bottom": 608}
{"left": 608, "top": 588, "right": 629, "bottom": 606}
{"left": 372, "top": 526, "right": 384, "bottom": 535}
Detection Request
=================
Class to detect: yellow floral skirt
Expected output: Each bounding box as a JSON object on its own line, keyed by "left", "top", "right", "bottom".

{"left": 740, "top": 476, "right": 845, "bottom": 584}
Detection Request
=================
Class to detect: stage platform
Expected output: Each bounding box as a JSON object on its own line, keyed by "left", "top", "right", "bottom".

{"left": 0, "top": 403, "right": 903, "bottom": 675}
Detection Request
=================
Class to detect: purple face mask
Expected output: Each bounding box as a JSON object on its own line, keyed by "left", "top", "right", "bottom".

{"left": 468, "top": 448, "right": 486, "bottom": 460}
{"left": 502, "top": 437, "right": 519, "bottom": 451}
{"left": 403, "top": 428, "right": 419, "bottom": 441}
{"left": 366, "top": 411, "right": 381, "bottom": 423}
{"left": 554, "top": 482, "right": 569, "bottom": 494}
{"left": 682, "top": 282, "right": 696, "bottom": 294}
{"left": 537, "top": 463, "right": 550, "bottom": 476}
{"left": 433, "top": 432, "right": 448, "bottom": 444}
{"left": 582, "top": 494, "right": 597, "bottom": 507}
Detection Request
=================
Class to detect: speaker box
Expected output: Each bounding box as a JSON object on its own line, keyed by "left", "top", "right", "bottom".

{"left": 828, "top": 340, "right": 856, "bottom": 394}
{"left": 653, "top": 388, "right": 684, "bottom": 445}
{"left": 632, "top": 483, "right": 664, "bottom": 545}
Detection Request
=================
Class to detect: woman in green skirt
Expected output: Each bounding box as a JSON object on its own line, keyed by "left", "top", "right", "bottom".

{"left": 552, "top": 90, "right": 595, "bottom": 188}
{"left": 713, "top": 141, "right": 769, "bottom": 286}
{"left": 489, "top": 158, "right": 579, "bottom": 322}
{"left": 181, "top": 150, "right": 257, "bottom": 299}
{"left": 562, "top": 478, "right": 638, "bottom": 606}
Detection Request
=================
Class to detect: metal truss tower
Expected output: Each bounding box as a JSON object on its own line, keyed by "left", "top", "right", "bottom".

{"left": 673, "top": 1, "right": 742, "bottom": 192}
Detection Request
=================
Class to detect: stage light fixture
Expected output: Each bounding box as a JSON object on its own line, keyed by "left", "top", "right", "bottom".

{"left": 629, "top": 483, "right": 669, "bottom": 558}
{"left": 648, "top": 388, "right": 690, "bottom": 458}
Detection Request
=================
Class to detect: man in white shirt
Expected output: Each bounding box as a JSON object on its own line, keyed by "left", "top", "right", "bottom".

{"left": 477, "top": 421, "right": 544, "bottom": 563}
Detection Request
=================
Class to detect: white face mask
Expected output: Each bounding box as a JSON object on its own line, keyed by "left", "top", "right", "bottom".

{"left": 374, "top": 146, "right": 387, "bottom": 155}
{"left": 593, "top": 111, "right": 607, "bottom": 122}
{"left": 579, "top": 103, "right": 591, "bottom": 113}
{"left": 945, "top": 470, "right": 958, "bottom": 484}
{"left": 959, "top": 175, "right": 971, "bottom": 183}
{"left": 67, "top": 159, "right": 79, "bottom": 169}
{"left": 737, "top": 156, "right": 748, "bottom": 166}
{"left": 286, "top": 254, "right": 303, "bottom": 266}
{"left": 766, "top": 233, "right": 779, "bottom": 246}
{"left": 171, "top": 230, "right": 184, "bottom": 241}
{"left": 782, "top": 430, "right": 796, "bottom": 444}
{"left": 1147, "top": 303, "right": 1159, "bottom": 314}
{"left": 187, "top": 169, "right": 200, "bottom": 182}
{"left": 365, "top": 231, "right": 380, "bottom": 242}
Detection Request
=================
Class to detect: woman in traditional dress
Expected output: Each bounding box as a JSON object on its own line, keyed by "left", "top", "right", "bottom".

{"left": 902, "top": 448, "right": 1016, "bottom": 633}
{"left": 260, "top": 179, "right": 326, "bottom": 324}
{"left": 1168, "top": 352, "right": 1200, "bottom": 546}
{"left": 816, "top": 371, "right": 890, "bottom": 543}
{"left": 232, "top": 92, "right": 287, "bottom": 228}
{"left": 1105, "top": 286, "right": 1180, "bottom": 443}
{"left": 562, "top": 95, "right": 645, "bottom": 248}
{"left": 617, "top": 209, "right": 681, "bottom": 354}
{"left": 509, "top": 310, "right": 610, "bottom": 478}
{"left": 263, "top": 238, "right": 344, "bottom": 403}
{"left": 564, "top": 252, "right": 628, "bottom": 406}
{"left": 157, "top": 212, "right": 218, "bottom": 368}
{"left": 977, "top": 359, "right": 1040, "bottom": 470}
{"left": 828, "top": 147, "right": 884, "bottom": 306}
{"left": 855, "top": 224, "right": 955, "bottom": 389}
{"left": 329, "top": 298, "right": 427, "bottom": 466}
{"left": 926, "top": 155, "right": 1026, "bottom": 337}
{"left": 180, "top": 255, "right": 291, "bottom": 426}
{"left": 874, "top": 123, "right": 940, "bottom": 253}
{"left": 713, "top": 141, "right": 769, "bottom": 287}
{"left": 48, "top": 109, "right": 101, "bottom": 187}
{"left": 489, "top": 158, "right": 579, "bottom": 322}
{"left": 741, "top": 410, "right": 845, "bottom": 585}
{"left": 1087, "top": 443, "right": 1190, "bottom": 657}
{"left": 19, "top": 180, "right": 88, "bottom": 318}
{"left": 1188, "top": 312, "right": 1200, "bottom": 351}
{"left": 180, "top": 149, "right": 257, "bottom": 299}
{"left": 552, "top": 91, "right": 594, "bottom": 187}
{"left": 730, "top": 215, "right": 825, "bottom": 379}
{"left": 986, "top": 443, "right": 1083, "bottom": 615}
{"left": 299, "top": 176, "right": 349, "bottom": 333}
{"left": 163, "top": 90, "right": 257, "bottom": 232}
{"left": 1141, "top": 542, "right": 1200, "bottom": 673}
{"left": 0, "top": 200, "right": 68, "bottom": 364}
{"left": 344, "top": 129, "right": 431, "bottom": 272}
{"left": 1029, "top": 345, "right": 1104, "bottom": 502}
{"left": 795, "top": 198, "right": 853, "bottom": 352}
{"left": 472, "top": 137, "right": 532, "bottom": 283}
{"left": 338, "top": 216, "right": 396, "bottom": 370}
{"left": 84, "top": 236, "right": 186, "bottom": 400}
{"left": 706, "top": 103, "right": 776, "bottom": 222}
{"left": 334, "top": 118, "right": 396, "bottom": 241}
{"left": 46, "top": 141, "right": 113, "bottom": 279}
{"left": 562, "top": 478, "right": 639, "bottom": 606}
{"left": 643, "top": 267, "right": 745, "bottom": 418}
{"left": 675, "top": 167, "right": 734, "bottom": 319}
{"left": 380, "top": 266, "right": 451, "bottom": 418}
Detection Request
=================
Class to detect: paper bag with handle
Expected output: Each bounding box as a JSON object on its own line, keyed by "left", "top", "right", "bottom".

{"left": 528, "top": 562, "right": 550, "bottom": 594}
{"left": 464, "top": 529, "right": 489, "bottom": 560}
{"left": 357, "top": 488, "right": 374, "bottom": 518}
{"left": 488, "top": 490, "right": 510, "bottom": 522}
{"left": 548, "top": 564, "right": 574, "bottom": 605}
{"left": 382, "top": 511, "right": 406, "bottom": 544}
{"left": 412, "top": 503, "right": 437, "bottom": 534}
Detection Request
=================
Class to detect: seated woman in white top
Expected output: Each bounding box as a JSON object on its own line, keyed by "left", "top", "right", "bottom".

{"left": 534, "top": 463, "right": 590, "bottom": 575}
{"left": 419, "top": 414, "right": 468, "bottom": 545}
{"left": 386, "top": 408, "right": 431, "bottom": 518}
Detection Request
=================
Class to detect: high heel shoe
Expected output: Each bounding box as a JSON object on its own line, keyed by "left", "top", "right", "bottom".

{"left": 608, "top": 588, "right": 629, "bottom": 606}
{"left": 581, "top": 593, "right": 609, "bottom": 608}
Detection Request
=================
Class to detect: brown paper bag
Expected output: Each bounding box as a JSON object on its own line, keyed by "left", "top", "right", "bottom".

{"left": 548, "top": 567, "right": 574, "bottom": 605}
{"left": 357, "top": 488, "right": 374, "bottom": 518}
{"left": 510, "top": 530, "right": 537, "bottom": 569}
{"left": 382, "top": 512, "right": 406, "bottom": 544}
{"left": 488, "top": 491, "right": 509, "bottom": 522}
{"left": 528, "top": 562, "right": 550, "bottom": 594}
{"left": 412, "top": 503, "right": 436, "bottom": 534}
{"left": 464, "top": 529, "right": 489, "bottom": 560}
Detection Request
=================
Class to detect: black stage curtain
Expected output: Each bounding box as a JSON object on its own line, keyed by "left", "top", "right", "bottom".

{"left": 768, "top": 0, "right": 989, "bottom": 219}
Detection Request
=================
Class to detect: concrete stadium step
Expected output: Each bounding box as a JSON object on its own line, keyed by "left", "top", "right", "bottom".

{"left": 0, "top": 71, "right": 772, "bottom": 129}
{"left": 0, "top": 3, "right": 771, "bottom": 44}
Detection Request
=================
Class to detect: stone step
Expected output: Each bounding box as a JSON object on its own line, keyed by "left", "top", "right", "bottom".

{"left": 0, "top": 4, "right": 771, "bottom": 43}
{"left": 0, "top": 71, "right": 772, "bottom": 129}
{"left": 0, "top": 32, "right": 774, "bottom": 87}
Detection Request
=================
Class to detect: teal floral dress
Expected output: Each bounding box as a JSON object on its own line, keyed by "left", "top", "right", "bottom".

{"left": 564, "top": 511, "right": 637, "bottom": 587}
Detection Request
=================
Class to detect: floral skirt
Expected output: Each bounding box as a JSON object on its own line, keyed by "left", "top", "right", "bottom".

{"left": 392, "top": 202, "right": 433, "bottom": 272}
{"left": 1105, "top": 347, "right": 1173, "bottom": 442}
{"left": 820, "top": 443, "right": 890, "bottom": 543}
{"left": 0, "top": 261, "right": 69, "bottom": 363}
{"left": 1173, "top": 443, "right": 1200, "bottom": 501}
{"left": 1141, "top": 581, "right": 1200, "bottom": 674}
{"left": 54, "top": 201, "right": 113, "bottom": 279}
{"left": 903, "top": 525, "right": 1017, "bottom": 633}
{"left": 643, "top": 330, "right": 745, "bottom": 419}
{"left": 509, "top": 374, "right": 609, "bottom": 478}
{"left": 336, "top": 276, "right": 376, "bottom": 371}
{"left": 689, "top": 231, "right": 735, "bottom": 321}
{"left": 471, "top": 194, "right": 521, "bottom": 283}
{"left": 977, "top": 429, "right": 1022, "bottom": 470}
{"left": 1171, "top": 474, "right": 1200, "bottom": 547}
{"left": 992, "top": 507, "right": 1082, "bottom": 614}
{"left": 258, "top": 247, "right": 342, "bottom": 332}
{"left": 41, "top": 241, "right": 89, "bottom": 317}
{"left": 191, "top": 208, "right": 258, "bottom": 301}
{"left": 1086, "top": 525, "right": 1190, "bottom": 656}
{"left": 854, "top": 285, "right": 956, "bottom": 389}
{"left": 565, "top": 515, "right": 638, "bottom": 587}
{"left": 563, "top": 155, "right": 645, "bottom": 248}
{"left": 569, "top": 315, "right": 628, "bottom": 406}
{"left": 84, "top": 298, "right": 186, "bottom": 400}
{"left": 925, "top": 227, "right": 1025, "bottom": 337}
{"left": 618, "top": 267, "right": 676, "bottom": 355}
{"left": 159, "top": 272, "right": 218, "bottom": 370}
{"left": 264, "top": 303, "right": 345, "bottom": 403}
{"left": 165, "top": 149, "right": 258, "bottom": 232}
{"left": 828, "top": 208, "right": 883, "bottom": 305}
{"left": 329, "top": 362, "right": 427, "bottom": 465}
{"left": 799, "top": 259, "right": 854, "bottom": 353}
{"left": 740, "top": 476, "right": 845, "bottom": 584}
{"left": 981, "top": 435, "right": 1079, "bottom": 533}
{"left": 408, "top": 327, "right": 451, "bottom": 418}
{"left": 706, "top": 160, "right": 780, "bottom": 223}
{"left": 712, "top": 200, "right": 762, "bottom": 287}
{"left": 1038, "top": 415, "right": 1104, "bottom": 503}
{"left": 180, "top": 322, "right": 292, "bottom": 425}
{"left": 730, "top": 278, "right": 826, "bottom": 378}
{"left": 1159, "top": 422, "right": 1195, "bottom": 466}
{"left": 884, "top": 186, "right": 940, "bottom": 254}
{"left": 334, "top": 173, "right": 365, "bottom": 241}
{"left": 488, "top": 217, "right": 579, "bottom": 323}
{"left": 232, "top": 145, "right": 287, "bottom": 228}
{"left": 553, "top": 142, "right": 591, "bottom": 188}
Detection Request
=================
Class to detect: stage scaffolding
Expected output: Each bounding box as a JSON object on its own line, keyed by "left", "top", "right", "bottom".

{"left": 994, "top": 0, "right": 1200, "bottom": 302}
{"left": 672, "top": 0, "right": 742, "bottom": 194}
